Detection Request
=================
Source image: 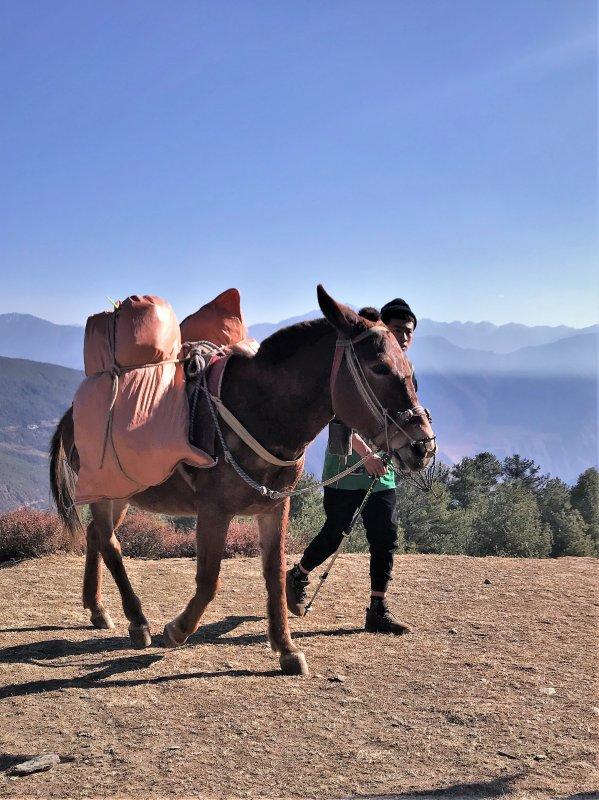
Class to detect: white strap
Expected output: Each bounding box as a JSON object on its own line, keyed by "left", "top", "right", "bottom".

{"left": 210, "top": 395, "right": 302, "bottom": 468}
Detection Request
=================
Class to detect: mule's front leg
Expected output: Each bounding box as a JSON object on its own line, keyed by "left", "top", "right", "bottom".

{"left": 258, "top": 500, "right": 309, "bottom": 677}
{"left": 163, "top": 512, "right": 231, "bottom": 647}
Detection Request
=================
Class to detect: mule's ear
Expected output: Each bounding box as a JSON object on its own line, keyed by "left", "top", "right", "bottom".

{"left": 317, "top": 285, "right": 361, "bottom": 336}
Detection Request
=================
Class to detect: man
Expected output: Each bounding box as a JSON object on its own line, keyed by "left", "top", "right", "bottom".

{"left": 286, "top": 298, "right": 418, "bottom": 633}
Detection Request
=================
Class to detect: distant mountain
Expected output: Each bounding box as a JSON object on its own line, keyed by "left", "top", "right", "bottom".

{"left": 0, "top": 313, "right": 84, "bottom": 370}
{"left": 2, "top": 311, "right": 596, "bottom": 368}
{"left": 0, "top": 357, "right": 82, "bottom": 510}
{"left": 305, "top": 371, "right": 596, "bottom": 485}
{"left": 410, "top": 333, "right": 597, "bottom": 376}
{"left": 249, "top": 310, "right": 323, "bottom": 342}
{"left": 416, "top": 319, "right": 599, "bottom": 354}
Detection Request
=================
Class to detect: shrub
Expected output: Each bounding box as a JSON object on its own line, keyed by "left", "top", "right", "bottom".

{"left": 0, "top": 507, "right": 83, "bottom": 563}
{"left": 117, "top": 511, "right": 196, "bottom": 559}
{"left": 223, "top": 518, "right": 260, "bottom": 558}
{"left": 117, "top": 510, "right": 259, "bottom": 559}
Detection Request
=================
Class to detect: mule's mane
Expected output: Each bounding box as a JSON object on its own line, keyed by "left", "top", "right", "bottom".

{"left": 256, "top": 317, "right": 336, "bottom": 364}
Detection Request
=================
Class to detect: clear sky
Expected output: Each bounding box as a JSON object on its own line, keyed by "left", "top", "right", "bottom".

{"left": 1, "top": 1, "right": 596, "bottom": 327}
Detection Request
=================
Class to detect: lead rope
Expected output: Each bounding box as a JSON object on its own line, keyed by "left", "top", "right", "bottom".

{"left": 303, "top": 470, "right": 382, "bottom": 614}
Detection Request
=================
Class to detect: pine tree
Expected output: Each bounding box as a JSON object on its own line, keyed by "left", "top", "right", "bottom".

{"left": 449, "top": 452, "right": 502, "bottom": 508}
{"left": 470, "top": 482, "right": 551, "bottom": 557}
{"left": 502, "top": 454, "right": 547, "bottom": 492}
{"left": 537, "top": 478, "right": 593, "bottom": 556}
{"left": 570, "top": 468, "right": 598, "bottom": 552}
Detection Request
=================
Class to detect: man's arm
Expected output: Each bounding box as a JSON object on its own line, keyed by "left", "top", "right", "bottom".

{"left": 351, "top": 433, "right": 388, "bottom": 477}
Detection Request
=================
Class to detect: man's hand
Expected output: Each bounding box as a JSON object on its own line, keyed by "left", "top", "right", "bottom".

{"left": 363, "top": 454, "right": 388, "bottom": 477}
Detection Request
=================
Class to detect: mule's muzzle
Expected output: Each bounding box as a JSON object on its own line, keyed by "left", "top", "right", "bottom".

{"left": 411, "top": 435, "right": 436, "bottom": 459}
{"left": 394, "top": 435, "right": 436, "bottom": 472}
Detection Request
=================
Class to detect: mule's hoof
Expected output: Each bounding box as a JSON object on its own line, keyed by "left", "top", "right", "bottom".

{"left": 129, "top": 623, "right": 152, "bottom": 649}
{"left": 280, "top": 651, "right": 310, "bottom": 677}
{"left": 162, "top": 621, "right": 187, "bottom": 648}
{"left": 90, "top": 609, "right": 115, "bottom": 630}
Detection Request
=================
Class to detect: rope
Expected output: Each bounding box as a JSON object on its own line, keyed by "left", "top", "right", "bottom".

{"left": 198, "top": 371, "right": 374, "bottom": 500}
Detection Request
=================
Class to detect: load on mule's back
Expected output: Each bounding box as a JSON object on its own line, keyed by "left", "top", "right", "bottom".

{"left": 73, "top": 295, "right": 215, "bottom": 504}
{"left": 51, "top": 285, "right": 436, "bottom": 676}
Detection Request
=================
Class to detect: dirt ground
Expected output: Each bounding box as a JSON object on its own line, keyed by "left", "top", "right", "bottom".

{"left": 0, "top": 553, "right": 596, "bottom": 800}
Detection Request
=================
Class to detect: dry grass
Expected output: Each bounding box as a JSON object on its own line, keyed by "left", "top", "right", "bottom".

{"left": 0, "top": 553, "right": 596, "bottom": 800}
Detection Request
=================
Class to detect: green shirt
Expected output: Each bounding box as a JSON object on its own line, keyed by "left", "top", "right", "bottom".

{"left": 322, "top": 360, "right": 416, "bottom": 492}
{"left": 322, "top": 444, "right": 396, "bottom": 492}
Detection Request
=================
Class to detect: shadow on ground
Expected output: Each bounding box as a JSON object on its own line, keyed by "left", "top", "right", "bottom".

{"left": 0, "top": 614, "right": 367, "bottom": 700}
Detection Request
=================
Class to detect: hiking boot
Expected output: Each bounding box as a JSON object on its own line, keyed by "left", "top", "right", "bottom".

{"left": 286, "top": 564, "right": 309, "bottom": 616}
{"left": 365, "top": 600, "right": 412, "bottom": 635}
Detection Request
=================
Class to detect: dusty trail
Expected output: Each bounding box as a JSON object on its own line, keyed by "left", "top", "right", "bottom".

{"left": 0, "top": 553, "right": 596, "bottom": 799}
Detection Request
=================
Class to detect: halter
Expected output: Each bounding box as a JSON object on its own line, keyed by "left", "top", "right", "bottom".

{"left": 330, "top": 325, "right": 436, "bottom": 457}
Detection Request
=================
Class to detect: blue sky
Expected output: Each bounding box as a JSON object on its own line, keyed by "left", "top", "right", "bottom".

{"left": 1, "top": 1, "right": 596, "bottom": 327}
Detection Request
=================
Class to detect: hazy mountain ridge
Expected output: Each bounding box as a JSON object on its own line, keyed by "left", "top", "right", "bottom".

{"left": 2, "top": 312, "right": 597, "bottom": 371}
{"left": 409, "top": 333, "right": 597, "bottom": 376}
{"left": 248, "top": 311, "right": 598, "bottom": 354}
{"left": 416, "top": 319, "right": 599, "bottom": 354}
{"left": 0, "top": 314, "right": 84, "bottom": 370}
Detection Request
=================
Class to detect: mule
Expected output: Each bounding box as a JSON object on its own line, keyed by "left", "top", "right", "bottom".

{"left": 50, "top": 286, "right": 435, "bottom": 675}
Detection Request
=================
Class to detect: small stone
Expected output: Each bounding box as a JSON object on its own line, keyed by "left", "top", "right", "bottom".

{"left": 497, "top": 750, "right": 518, "bottom": 760}
{"left": 533, "top": 753, "right": 547, "bottom": 761}
{"left": 540, "top": 687, "right": 556, "bottom": 696}
{"left": 328, "top": 673, "right": 346, "bottom": 683}
{"left": 592, "top": 707, "right": 599, "bottom": 716}
{"left": 313, "top": 673, "right": 324, "bottom": 679}
{"left": 449, "top": 628, "right": 458, "bottom": 635}
{"left": 10, "top": 755, "right": 60, "bottom": 775}
{"left": 484, "top": 578, "right": 491, "bottom": 585}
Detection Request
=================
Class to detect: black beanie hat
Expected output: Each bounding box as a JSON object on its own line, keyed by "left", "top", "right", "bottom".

{"left": 381, "top": 298, "right": 417, "bottom": 328}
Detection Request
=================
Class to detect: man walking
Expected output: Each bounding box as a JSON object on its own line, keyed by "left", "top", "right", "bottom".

{"left": 286, "top": 298, "right": 418, "bottom": 634}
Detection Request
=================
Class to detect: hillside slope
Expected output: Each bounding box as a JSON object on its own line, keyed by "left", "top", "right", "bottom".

{"left": 0, "top": 357, "right": 82, "bottom": 510}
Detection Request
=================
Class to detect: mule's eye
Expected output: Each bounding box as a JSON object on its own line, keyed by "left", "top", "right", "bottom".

{"left": 371, "top": 363, "right": 391, "bottom": 376}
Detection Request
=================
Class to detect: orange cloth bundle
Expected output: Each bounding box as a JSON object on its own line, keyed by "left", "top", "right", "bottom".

{"left": 180, "top": 287, "right": 259, "bottom": 355}
{"left": 180, "top": 287, "right": 247, "bottom": 345}
{"left": 73, "top": 295, "right": 215, "bottom": 504}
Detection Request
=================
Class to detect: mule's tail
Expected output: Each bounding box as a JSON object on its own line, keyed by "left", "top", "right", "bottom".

{"left": 50, "top": 407, "right": 84, "bottom": 537}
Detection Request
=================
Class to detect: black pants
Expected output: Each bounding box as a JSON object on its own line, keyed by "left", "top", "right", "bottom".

{"left": 300, "top": 487, "right": 398, "bottom": 593}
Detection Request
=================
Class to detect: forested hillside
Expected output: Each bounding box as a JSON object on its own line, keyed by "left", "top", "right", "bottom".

{"left": 0, "top": 357, "right": 82, "bottom": 509}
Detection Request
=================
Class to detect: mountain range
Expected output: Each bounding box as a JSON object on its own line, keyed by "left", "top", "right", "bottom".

{"left": 0, "top": 311, "right": 596, "bottom": 509}
{"left": 2, "top": 311, "right": 597, "bottom": 370}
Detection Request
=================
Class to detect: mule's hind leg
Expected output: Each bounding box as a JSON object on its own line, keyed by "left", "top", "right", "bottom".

{"left": 91, "top": 500, "right": 152, "bottom": 648}
{"left": 163, "top": 512, "right": 231, "bottom": 647}
{"left": 83, "top": 507, "right": 114, "bottom": 630}
{"left": 258, "top": 501, "right": 309, "bottom": 676}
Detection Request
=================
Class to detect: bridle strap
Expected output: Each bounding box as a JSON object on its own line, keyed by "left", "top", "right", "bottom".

{"left": 331, "top": 326, "right": 433, "bottom": 452}
{"left": 330, "top": 324, "right": 387, "bottom": 394}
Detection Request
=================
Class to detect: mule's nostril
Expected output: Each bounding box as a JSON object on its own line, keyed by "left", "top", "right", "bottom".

{"left": 412, "top": 441, "right": 427, "bottom": 458}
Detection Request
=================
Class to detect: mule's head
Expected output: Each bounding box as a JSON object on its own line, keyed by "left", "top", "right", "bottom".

{"left": 318, "top": 285, "right": 436, "bottom": 473}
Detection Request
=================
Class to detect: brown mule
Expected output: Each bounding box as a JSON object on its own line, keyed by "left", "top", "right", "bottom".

{"left": 50, "top": 285, "right": 435, "bottom": 675}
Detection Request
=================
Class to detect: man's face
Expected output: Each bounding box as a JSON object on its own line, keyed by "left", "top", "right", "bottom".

{"left": 386, "top": 316, "right": 415, "bottom": 351}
